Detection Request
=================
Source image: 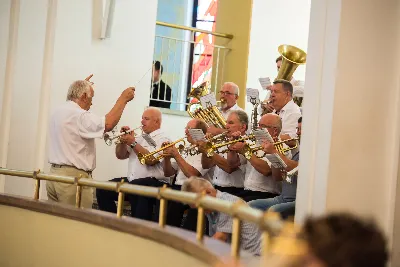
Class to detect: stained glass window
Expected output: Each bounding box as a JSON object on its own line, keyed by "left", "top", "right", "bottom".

{"left": 191, "top": 0, "right": 218, "bottom": 88}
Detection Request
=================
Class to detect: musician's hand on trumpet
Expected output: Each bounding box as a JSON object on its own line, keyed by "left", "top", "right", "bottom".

{"left": 228, "top": 142, "right": 246, "bottom": 154}
{"left": 118, "top": 126, "right": 135, "bottom": 145}
{"left": 162, "top": 141, "right": 179, "bottom": 159}
{"left": 261, "top": 140, "right": 278, "bottom": 155}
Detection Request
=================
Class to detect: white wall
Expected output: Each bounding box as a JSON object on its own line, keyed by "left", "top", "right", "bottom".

{"left": 245, "top": 0, "right": 311, "bottom": 114}
{"left": 0, "top": 0, "right": 159, "bottom": 196}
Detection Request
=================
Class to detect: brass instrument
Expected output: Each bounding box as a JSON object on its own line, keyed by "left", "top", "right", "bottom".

{"left": 137, "top": 137, "right": 186, "bottom": 165}
{"left": 104, "top": 126, "right": 142, "bottom": 146}
{"left": 242, "top": 138, "right": 299, "bottom": 159}
{"left": 250, "top": 101, "right": 259, "bottom": 131}
{"left": 202, "top": 134, "right": 256, "bottom": 157}
{"left": 186, "top": 82, "right": 227, "bottom": 128}
{"left": 275, "top": 45, "right": 307, "bottom": 83}
{"left": 275, "top": 44, "right": 307, "bottom": 107}
{"left": 182, "top": 131, "right": 229, "bottom": 157}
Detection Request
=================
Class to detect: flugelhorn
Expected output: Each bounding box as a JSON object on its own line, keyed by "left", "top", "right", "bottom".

{"left": 104, "top": 126, "right": 142, "bottom": 146}
{"left": 137, "top": 137, "right": 186, "bottom": 165}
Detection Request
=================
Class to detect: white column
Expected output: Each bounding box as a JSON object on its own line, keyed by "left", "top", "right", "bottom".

{"left": 0, "top": 0, "right": 20, "bottom": 193}
{"left": 34, "top": 0, "right": 57, "bottom": 199}
{"left": 297, "top": 0, "right": 400, "bottom": 265}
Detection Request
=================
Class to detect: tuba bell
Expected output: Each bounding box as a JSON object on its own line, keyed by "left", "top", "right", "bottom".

{"left": 274, "top": 45, "right": 307, "bottom": 107}
{"left": 275, "top": 45, "right": 307, "bottom": 83}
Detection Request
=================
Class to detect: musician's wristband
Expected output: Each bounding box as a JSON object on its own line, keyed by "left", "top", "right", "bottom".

{"left": 130, "top": 141, "right": 138, "bottom": 149}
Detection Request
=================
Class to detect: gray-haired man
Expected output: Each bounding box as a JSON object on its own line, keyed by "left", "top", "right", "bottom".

{"left": 48, "top": 75, "right": 135, "bottom": 208}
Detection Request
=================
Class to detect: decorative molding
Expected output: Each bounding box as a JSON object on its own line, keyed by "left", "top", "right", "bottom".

{"left": 100, "top": 0, "right": 115, "bottom": 39}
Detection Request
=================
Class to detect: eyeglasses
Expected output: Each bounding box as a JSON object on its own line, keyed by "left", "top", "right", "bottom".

{"left": 259, "top": 124, "right": 278, "bottom": 129}
{"left": 219, "top": 91, "right": 236, "bottom": 96}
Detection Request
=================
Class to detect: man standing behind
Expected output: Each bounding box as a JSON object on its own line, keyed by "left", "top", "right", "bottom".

{"left": 270, "top": 80, "right": 301, "bottom": 140}
{"left": 47, "top": 75, "right": 135, "bottom": 208}
{"left": 149, "top": 61, "right": 172, "bottom": 109}
{"left": 208, "top": 82, "right": 243, "bottom": 136}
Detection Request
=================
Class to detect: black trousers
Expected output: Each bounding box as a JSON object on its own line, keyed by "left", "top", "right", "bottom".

{"left": 96, "top": 177, "right": 130, "bottom": 213}
{"left": 214, "top": 185, "right": 244, "bottom": 197}
{"left": 237, "top": 190, "right": 279, "bottom": 202}
{"left": 96, "top": 177, "right": 166, "bottom": 219}
{"left": 168, "top": 184, "right": 209, "bottom": 234}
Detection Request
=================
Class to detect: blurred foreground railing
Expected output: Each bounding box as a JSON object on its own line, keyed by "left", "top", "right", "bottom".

{"left": 0, "top": 167, "right": 302, "bottom": 259}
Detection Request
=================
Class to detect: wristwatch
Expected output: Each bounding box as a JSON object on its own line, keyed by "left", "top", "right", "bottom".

{"left": 130, "top": 141, "right": 138, "bottom": 149}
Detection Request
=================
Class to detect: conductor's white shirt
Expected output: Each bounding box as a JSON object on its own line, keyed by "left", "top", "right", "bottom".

{"left": 126, "top": 129, "right": 171, "bottom": 183}
{"left": 48, "top": 101, "right": 105, "bottom": 171}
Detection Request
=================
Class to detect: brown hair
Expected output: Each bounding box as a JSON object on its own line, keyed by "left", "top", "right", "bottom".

{"left": 303, "top": 213, "right": 388, "bottom": 267}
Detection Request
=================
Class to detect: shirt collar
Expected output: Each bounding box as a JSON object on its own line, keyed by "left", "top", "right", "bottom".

{"left": 277, "top": 99, "right": 295, "bottom": 114}
{"left": 148, "top": 128, "right": 162, "bottom": 138}
{"left": 222, "top": 103, "right": 238, "bottom": 113}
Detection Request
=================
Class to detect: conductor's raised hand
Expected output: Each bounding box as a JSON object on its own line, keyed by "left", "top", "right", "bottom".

{"left": 121, "top": 87, "right": 135, "bottom": 103}
{"left": 85, "top": 74, "right": 94, "bottom": 85}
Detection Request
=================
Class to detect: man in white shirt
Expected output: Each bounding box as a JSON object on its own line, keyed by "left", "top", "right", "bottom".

{"left": 162, "top": 118, "right": 211, "bottom": 228}
{"left": 96, "top": 107, "right": 170, "bottom": 220}
{"left": 270, "top": 80, "right": 301, "bottom": 140}
{"left": 47, "top": 75, "right": 135, "bottom": 208}
{"left": 199, "top": 110, "right": 248, "bottom": 196}
{"left": 228, "top": 114, "right": 285, "bottom": 202}
{"left": 208, "top": 82, "right": 244, "bottom": 136}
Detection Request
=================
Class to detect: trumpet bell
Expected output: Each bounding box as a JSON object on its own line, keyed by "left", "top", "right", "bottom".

{"left": 275, "top": 45, "right": 307, "bottom": 83}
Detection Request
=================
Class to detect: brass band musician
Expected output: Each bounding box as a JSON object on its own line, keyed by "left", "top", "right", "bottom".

{"left": 199, "top": 110, "right": 248, "bottom": 196}
{"left": 228, "top": 114, "right": 288, "bottom": 201}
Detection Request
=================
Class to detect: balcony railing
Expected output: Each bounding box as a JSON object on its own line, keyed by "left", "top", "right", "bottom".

{"left": 0, "top": 167, "right": 305, "bottom": 260}
{"left": 151, "top": 21, "right": 231, "bottom": 112}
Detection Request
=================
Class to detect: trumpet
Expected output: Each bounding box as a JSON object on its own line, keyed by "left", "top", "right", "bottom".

{"left": 104, "top": 126, "right": 142, "bottom": 146}
{"left": 201, "top": 134, "right": 256, "bottom": 157}
{"left": 137, "top": 137, "right": 186, "bottom": 165}
{"left": 241, "top": 138, "right": 299, "bottom": 159}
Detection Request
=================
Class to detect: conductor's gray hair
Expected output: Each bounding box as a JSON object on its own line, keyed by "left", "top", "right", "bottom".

{"left": 67, "top": 80, "right": 92, "bottom": 101}
{"left": 181, "top": 177, "right": 214, "bottom": 193}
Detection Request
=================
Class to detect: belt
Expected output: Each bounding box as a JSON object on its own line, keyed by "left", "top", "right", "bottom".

{"left": 51, "top": 164, "right": 92, "bottom": 175}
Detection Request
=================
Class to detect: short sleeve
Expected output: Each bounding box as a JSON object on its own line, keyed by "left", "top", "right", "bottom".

{"left": 281, "top": 112, "right": 301, "bottom": 138}
{"left": 216, "top": 212, "right": 233, "bottom": 234}
{"left": 77, "top": 112, "right": 105, "bottom": 139}
{"left": 190, "top": 154, "right": 209, "bottom": 176}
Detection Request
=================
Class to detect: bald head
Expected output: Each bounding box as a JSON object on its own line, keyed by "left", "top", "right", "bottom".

{"left": 141, "top": 107, "right": 162, "bottom": 134}
{"left": 258, "top": 113, "right": 282, "bottom": 137}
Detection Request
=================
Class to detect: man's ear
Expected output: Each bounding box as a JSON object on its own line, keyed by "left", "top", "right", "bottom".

{"left": 205, "top": 188, "right": 213, "bottom": 195}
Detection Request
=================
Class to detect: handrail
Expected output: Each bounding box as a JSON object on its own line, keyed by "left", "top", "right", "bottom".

{"left": 156, "top": 21, "right": 234, "bottom": 39}
{"left": 0, "top": 167, "right": 305, "bottom": 259}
